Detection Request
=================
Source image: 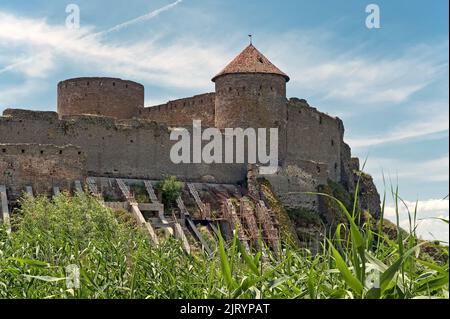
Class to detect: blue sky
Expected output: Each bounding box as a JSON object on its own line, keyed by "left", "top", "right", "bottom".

{"left": 0, "top": 0, "right": 448, "bottom": 241}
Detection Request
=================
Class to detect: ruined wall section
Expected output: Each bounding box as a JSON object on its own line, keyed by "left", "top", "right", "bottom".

{"left": 57, "top": 77, "right": 144, "bottom": 119}
{"left": 286, "top": 98, "right": 344, "bottom": 183}
{"left": 141, "top": 93, "right": 215, "bottom": 126}
{"left": 340, "top": 142, "right": 357, "bottom": 193}
{"left": 263, "top": 160, "right": 328, "bottom": 211}
{"left": 0, "top": 143, "right": 86, "bottom": 198}
{"left": 0, "top": 109, "right": 246, "bottom": 184}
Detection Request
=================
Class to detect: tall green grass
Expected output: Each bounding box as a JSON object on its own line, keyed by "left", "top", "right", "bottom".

{"left": 0, "top": 191, "right": 447, "bottom": 299}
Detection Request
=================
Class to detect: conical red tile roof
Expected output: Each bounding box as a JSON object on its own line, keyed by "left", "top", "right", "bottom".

{"left": 212, "top": 44, "right": 290, "bottom": 82}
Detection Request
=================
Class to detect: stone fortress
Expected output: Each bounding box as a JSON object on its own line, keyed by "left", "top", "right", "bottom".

{"left": 0, "top": 44, "right": 381, "bottom": 249}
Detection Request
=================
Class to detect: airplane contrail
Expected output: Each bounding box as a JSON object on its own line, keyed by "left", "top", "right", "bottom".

{"left": 0, "top": 1, "right": 184, "bottom": 74}
{"left": 90, "top": 0, "right": 183, "bottom": 37}
{"left": 0, "top": 56, "right": 35, "bottom": 75}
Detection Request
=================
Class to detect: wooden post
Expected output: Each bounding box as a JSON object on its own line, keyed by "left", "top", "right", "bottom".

{"left": 0, "top": 185, "right": 11, "bottom": 234}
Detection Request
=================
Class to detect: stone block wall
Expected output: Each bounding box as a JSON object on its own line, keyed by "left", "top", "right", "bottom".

{"left": 263, "top": 159, "right": 328, "bottom": 211}
{"left": 0, "top": 110, "right": 247, "bottom": 184}
{"left": 0, "top": 143, "right": 86, "bottom": 198}
{"left": 57, "top": 77, "right": 144, "bottom": 119}
{"left": 286, "top": 98, "right": 344, "bottom": 182}
{"left": 141, "top": 93, "right": 215, "bottom": 126}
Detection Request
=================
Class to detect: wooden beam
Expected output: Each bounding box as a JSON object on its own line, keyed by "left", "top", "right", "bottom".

{"left": 25, "top": 186, "right": 34, "bottom": 198}
{"left": 74, "top": 180, "right": 83, "bottom": 193}
{"left": 186, "top": 217, "right": 212, "bottom": 256}
{"left": 173, "top": 222, "right": 191, "bottom": 254}
{"left": 116, "top": 179, "right": 159, "bottom": 245}
{"left": 188, "top": 183, "right": 211, "bottom": 219}
{"left": 0, "top": 185, "right": 11, "bottom": 234}
{"left": 130, "top": 203, "right": 159, "bottom": 245}
{"left": 138, "top": 203, "right": 164, "bottom": 213}
{"left": 144, "top": 180, "right": 159, "bottom": 203}
{"left": 53, "top": 186, "right": 60, "bottom": 197}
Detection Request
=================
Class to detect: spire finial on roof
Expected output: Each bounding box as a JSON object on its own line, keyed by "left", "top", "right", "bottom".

{"left": 248, "top": 34, "right": 252, "bottom": 45}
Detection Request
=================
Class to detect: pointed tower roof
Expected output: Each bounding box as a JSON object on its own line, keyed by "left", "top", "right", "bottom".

{"left": 212, "top": 44, "right": 290, "bottom": 82}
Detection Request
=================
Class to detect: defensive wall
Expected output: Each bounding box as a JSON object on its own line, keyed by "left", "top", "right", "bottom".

{"left": 0, "top": 143, "right": 86, "bottom": 198}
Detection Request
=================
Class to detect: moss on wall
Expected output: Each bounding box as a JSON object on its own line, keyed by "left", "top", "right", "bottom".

{"left": 258, "top": 178, "right": 300, "bottom": 246}
{"left": 317, "top": 180, "right": 353, "bottom": 229}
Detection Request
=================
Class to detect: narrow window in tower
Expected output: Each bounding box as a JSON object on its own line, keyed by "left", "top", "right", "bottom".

{"left": 2, "top": 149, "right": 6, "bottom": 153}
{"left": 21, "top": 149, "right": 25, "bottom": 154}
{"left": 113, "top": 82, "right": 116, "bottom": 86}
{"left": 59, "top": 150, "right": 63, "bottom": 155}
{"left": 87, "top": 81, "right": 90, "bottom": 86}
{"left": 40, "top": 150, "right": 44, "bottom": 155}
{"left": 331, "top": 139, "right": 335, "bottom": 146}
{"left": 319, "top": 116, "right": 323, "bottom": 125}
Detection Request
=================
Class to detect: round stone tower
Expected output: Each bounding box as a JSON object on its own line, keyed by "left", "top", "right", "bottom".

{"left": 57, "top": 77, "right": 144, "bottom": 119}
{"left": 212, "top": 44, "right": 290, "bottom": 130}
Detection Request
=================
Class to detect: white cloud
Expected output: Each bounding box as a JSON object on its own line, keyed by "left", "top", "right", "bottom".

{"left": 0, "top": 80, "right": 44, "bottom": 105}
{"left": 0, "top": 10, "right": 228, "bottom": 92}
{"left": 0, "top": 52, "right": 55, "bottom": 78}
{"left": 365, "top": 155, "right": 449, "bottom": 183}
{"left": 385, "top": 198, "right": 449, "bottom": 242}
{"left": 347, "top": 98, "right": 449, "bottom": 148}
{"left": 267, "top": 33, "right": 448, "bottom": 106}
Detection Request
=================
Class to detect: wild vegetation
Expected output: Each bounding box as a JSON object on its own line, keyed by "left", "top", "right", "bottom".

{"left": 0, "top": 187, "right": 447, "bottom": 299}
{"left": 156, "top": 175, "right": 183, "bottom": 208}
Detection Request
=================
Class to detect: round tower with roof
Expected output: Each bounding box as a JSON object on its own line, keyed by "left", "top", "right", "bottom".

{"left": 212, "top": 44, "right": 290, "bottom": 131}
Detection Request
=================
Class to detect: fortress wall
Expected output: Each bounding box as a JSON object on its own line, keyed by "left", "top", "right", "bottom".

{"left": 285, "top": 98, "right": 344, "bottom": 182}
{"left": 264, "top": 160, "right": 328, "bottom": 211}
{"left": 57, "top": 77, "right": 144, "bottom": 119}
{"left": 0, "top": 143, "right": 86, "bottom": 198}
{"left": 141, "top": 93, "right": 215, "bottom": 126}
{"left": 0, "top": 110, "right": 246, "bottom": 184}
{"left": 340, "top": 141, "right": 356, "bottom": 193}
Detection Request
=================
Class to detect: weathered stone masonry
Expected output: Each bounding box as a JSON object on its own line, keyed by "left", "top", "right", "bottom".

{"left": 58, "top": 77, "right": 144, "bottom": 119}
{"left": 0, "top": 43, "right": 380, "bottom": 216}
{"left": 0, "top": 143, "right": 86, "bottom": 198}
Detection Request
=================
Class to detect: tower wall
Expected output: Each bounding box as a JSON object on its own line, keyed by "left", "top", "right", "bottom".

{"left": 57, "top": 77, "right": 144, "bottom": 119}
{"left": 214, "top": 73, "right": 287, "bottom": 129}
{"left": 214, "top": 73, "right": 288, "bottom": 164}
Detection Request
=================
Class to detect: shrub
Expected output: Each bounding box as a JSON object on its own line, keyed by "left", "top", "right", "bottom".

{"left": 156, "top": 175, "right": 183, "bottom": 208}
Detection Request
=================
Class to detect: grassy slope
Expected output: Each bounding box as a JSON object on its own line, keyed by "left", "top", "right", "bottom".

{"left": 0, "top": 193, "right": 448, "bottom": 299}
